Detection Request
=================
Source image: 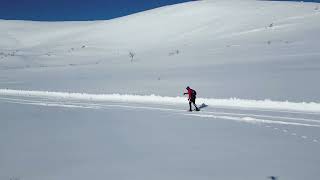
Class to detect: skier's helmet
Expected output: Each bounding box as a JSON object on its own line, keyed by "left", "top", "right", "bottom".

{"left": 186, "top": 86, "right": 190, "bottom": 90}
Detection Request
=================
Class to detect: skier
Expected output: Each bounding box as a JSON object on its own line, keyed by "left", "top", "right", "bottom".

{"left": 184, "top": 86, "right": 200, "bottom": 111}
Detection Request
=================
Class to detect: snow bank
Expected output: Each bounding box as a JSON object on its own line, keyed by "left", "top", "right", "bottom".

{"left": 1, "top": 89, "right": 320, "bottom": 113}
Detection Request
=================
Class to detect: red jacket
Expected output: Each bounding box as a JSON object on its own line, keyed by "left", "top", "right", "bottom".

{"left": 185, "top": 88, "right": 193, "bottom": 99}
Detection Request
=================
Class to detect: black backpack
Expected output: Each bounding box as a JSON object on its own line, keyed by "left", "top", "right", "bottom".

{"left": 192, "top": 89, "right": 197, "bottom": 97}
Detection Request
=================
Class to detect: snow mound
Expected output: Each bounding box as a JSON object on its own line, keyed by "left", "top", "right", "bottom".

{"left": 1, "top": 89, "right": 320, "bottom": 113}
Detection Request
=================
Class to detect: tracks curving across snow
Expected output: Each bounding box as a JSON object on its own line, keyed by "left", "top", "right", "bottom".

{"left": 1, "top": 89, "right": 320, "bottom": 114}
{"left": 1, "top": 89, "right": 320, "bottom": 144}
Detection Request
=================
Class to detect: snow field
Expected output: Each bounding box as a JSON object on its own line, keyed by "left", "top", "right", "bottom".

{"left": 1, "top": 0, "right": 320, "bottom": 179}
{"left": 1, "top": 88, "right": 320, "bottom": 113}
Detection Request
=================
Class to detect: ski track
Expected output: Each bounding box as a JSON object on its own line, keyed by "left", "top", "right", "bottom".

{"left": 264, "top": 126, "right": 320, "bottom": 145}
{"left": 1, "top": 95, "right": 320, "bottom": 125}
{"left": 1, "top": 89, "right": 320, "bottom": 114}
{"left": 183, "top": 114, "right": 320, "bottom": 128}
{"left": 1, "top": 90, "right": 320, "bottom": 145}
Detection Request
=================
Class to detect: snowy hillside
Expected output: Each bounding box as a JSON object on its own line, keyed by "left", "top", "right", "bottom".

{"left": 1, "top": 0, "right": 320, "bottom": 180}
{"left": 0, "top": 0, "right": 320, "bottom": 101}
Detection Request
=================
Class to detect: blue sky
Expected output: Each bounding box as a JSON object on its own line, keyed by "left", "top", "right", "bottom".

{"left": 0, "top": 0, "right": 319, "bottom": 21}
{"left": 0, "top": 0, "right": 192, "bottom": 21}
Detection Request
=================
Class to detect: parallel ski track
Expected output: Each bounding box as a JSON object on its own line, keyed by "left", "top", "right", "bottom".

{"left": 1, "top": 89, "right": 320, "bottom": 114}
{"left": 1, "top": 95, "right": 320, "bottom": 128}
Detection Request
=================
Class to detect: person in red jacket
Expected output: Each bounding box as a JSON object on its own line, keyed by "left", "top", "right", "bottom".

{"left": 184, "top": 86, "right": 200, "bottom": 111}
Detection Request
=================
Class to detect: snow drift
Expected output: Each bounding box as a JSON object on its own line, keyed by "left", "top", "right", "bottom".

{"left": 1, "top": 89, "right": 320, "bottom": 113}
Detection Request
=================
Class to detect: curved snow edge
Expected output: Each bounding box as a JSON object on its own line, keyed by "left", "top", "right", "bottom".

{"left": 1, "top": 89, "right": 320, "bottom": 113}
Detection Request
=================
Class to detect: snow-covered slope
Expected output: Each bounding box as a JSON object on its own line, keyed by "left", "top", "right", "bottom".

{"left": 1, "top": 0, "right": 320, "bottom": 101}
{"left": 1, "top": 1, "right": 320, "bottom": 180}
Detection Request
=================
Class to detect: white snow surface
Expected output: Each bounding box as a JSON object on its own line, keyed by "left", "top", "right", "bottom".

{"left": 1, "top": 88, "right": 320, "bottom": 113}
{"left": 1, "top": 0, "right": 320, "bottom": 180}
{"left": 0, "top": 0, "right": 320, "bottom": 101}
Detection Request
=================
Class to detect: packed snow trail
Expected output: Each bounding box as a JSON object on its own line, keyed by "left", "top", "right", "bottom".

{"left": 1, "top": 94, "right": 320, "bottom": 129}
{"left": 1, "top": 89, "right": 320, "bottom": 145}
{"left": 1, "top": 89, "right": 320, "bottom": 113}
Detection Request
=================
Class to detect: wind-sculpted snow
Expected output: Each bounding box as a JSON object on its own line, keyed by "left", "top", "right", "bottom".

{"left": 1, "top": 89, "right": 320, "bottom": 113}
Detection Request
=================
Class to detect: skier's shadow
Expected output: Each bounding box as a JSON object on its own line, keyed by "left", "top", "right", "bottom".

{"left": 198, "top": 103, "right": 208, "bottom": 109}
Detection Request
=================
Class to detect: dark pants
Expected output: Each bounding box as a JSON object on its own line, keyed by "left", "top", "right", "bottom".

{"left": 189, "top": 97, "right": 199, "bottom": 111}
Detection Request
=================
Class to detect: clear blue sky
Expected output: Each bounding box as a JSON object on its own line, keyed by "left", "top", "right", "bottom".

{"left": 0, "top": 0, "right": 192, "bottom": 21}
{"left": 0, "top": 0, "right": 319, "bottom": 21}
